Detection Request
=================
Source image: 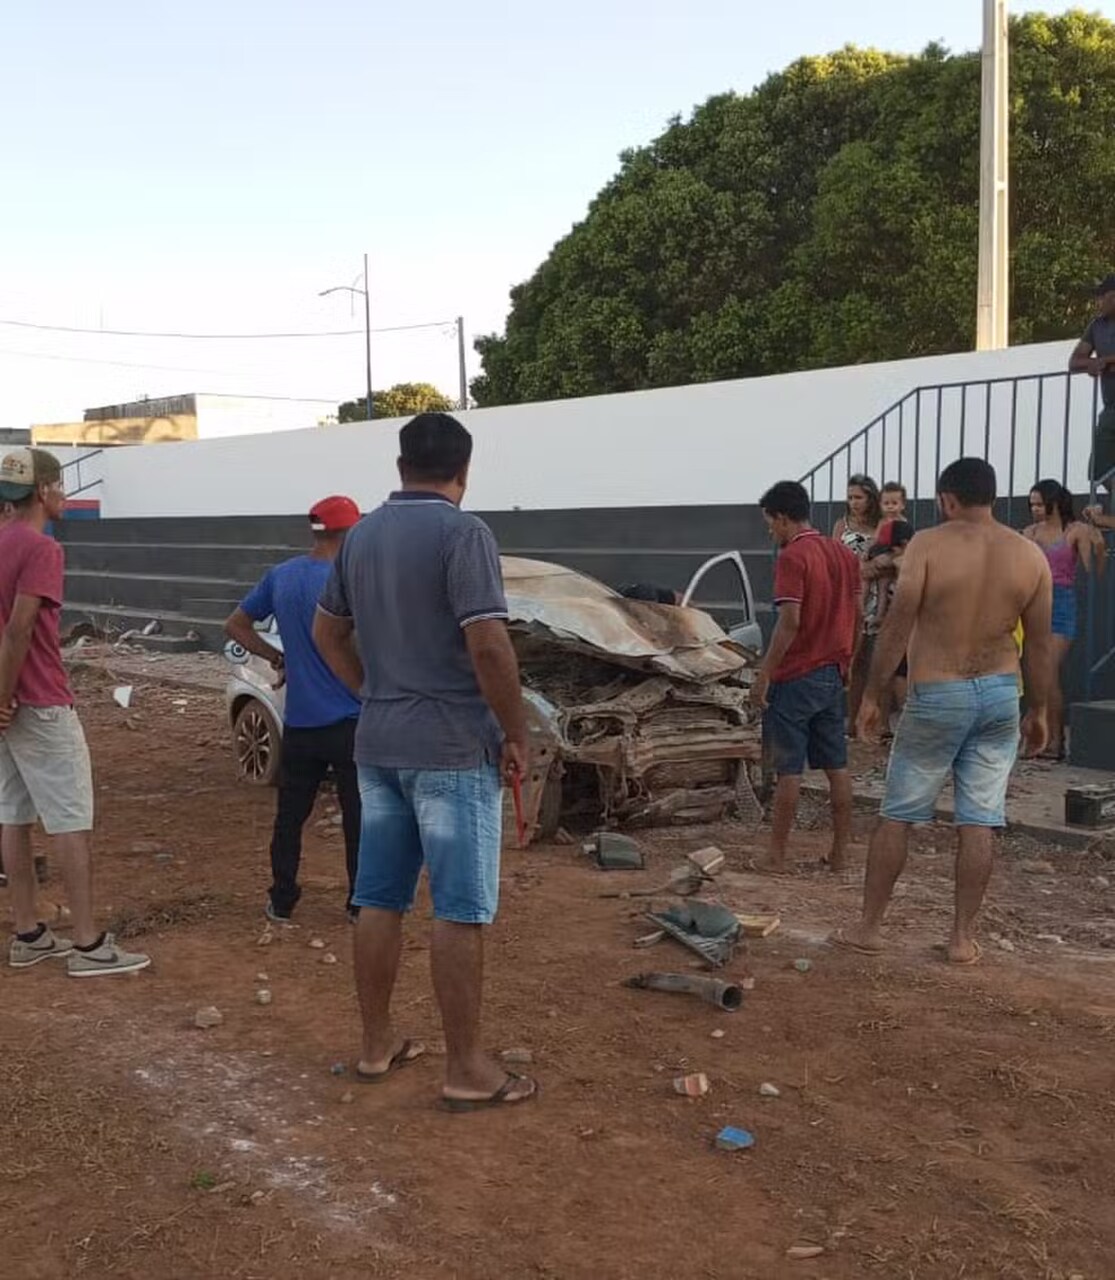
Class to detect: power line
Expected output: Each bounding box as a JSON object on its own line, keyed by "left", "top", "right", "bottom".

{"left": 0, "top": 317, "right": 457, "bottom": 340}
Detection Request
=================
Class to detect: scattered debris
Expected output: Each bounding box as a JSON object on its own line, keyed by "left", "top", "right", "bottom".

{"left": 193, "top": 1006, "right": 223, "bottom": 1029}
{"left": 645, "top": 900, "right": 742, "bottom": 968}
{"left": 674, "top": 1072, "right": 710, "bottom": 1098}
{"left": 793, "top": 958, "right": 813, "bottom": 974}
{"left": 256, "top": 929, "right": 273, "bottom": 947}
{"left": 634, "top": 929, "right": 666, "bottom": 949}
{"left": 330, "top": 1062, "right": 347, "bottom": 1076}
{"left": 340, "top": 1090, "right": 355, "bottom": 1104}
{"left": 142, "top": 619, "right": 163, "bottom": 636}
{"left": 321, "top": 952, "right": 338, "bottom": 965}
{"left": 710, "top": 1029, "right": 726, "bottom": 1040}
{"left": 130, "top": 840, "right": 163, "bottom": 855}
{"left": 249, "top": 1190, "right": 266, "bottom": 1204}
{"left": 1035, "top": 933, "right": 1065, "bottom": 945}
{"left": 741, "top": 976, "right": 756, "bottom": 991}
{"left": 759, "top": 1082, "right": 781, "bottom": 1098}
{"left": 990, "top": 933, "right": 1017, "bottom": 953}
{"left": 1093, "top": 876, "right": 1111, "bottom": 890}
{"left": 256, "top": 972, "right": 269, "bottom": 982}
{"left": 624, "top": 971, "right": 744, "bottom": 1011}
{"left": 1065, "top": 782, "right": 1115, "bottom": 829}
{"left": 255, "top": 989, "right": 273, "bottom": 1006}
{"left": 1020, "top": 859, "right": 1057, "bottom": 876}
{"left": 584, "top": 831, "right": 645, "bottom": 871}
{"left": 786, "top": 1245, "right": 825, "bottom": 1260}
{"left": 715, "top": 1126, "right": 755, "bottom": 1152}
{"left": 112, "top": 685, "right": 134, "bottom": 709}
{"left": 554, "top": 828, "right": 575, "bottom": 846}
{"left": 308, "top": 938, "right": 326, "bottom": 950}
{"left": 501, "top": 1047, "right": 535, "bottom": 1066}
{"left": 735, "top": 913, "right": 781, "bottom": 939}
{"left": 686, "top": 846, "right": 726, "bottom": 877}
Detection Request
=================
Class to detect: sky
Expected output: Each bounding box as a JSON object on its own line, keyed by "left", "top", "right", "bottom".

{"left": 1, "top": 0, "right": 1108, "bottom": 429}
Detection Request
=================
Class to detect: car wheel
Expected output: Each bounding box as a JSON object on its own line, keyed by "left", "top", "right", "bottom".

{"left": 234, "top": 699, "right": 281, "bottom": 786}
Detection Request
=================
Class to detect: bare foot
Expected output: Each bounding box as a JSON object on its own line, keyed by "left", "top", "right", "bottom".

{"left": 831, "top": 925, "right": 885, "bottom": 955}
{"left": 944, "top": 939, "right": 982, "bottom": 966}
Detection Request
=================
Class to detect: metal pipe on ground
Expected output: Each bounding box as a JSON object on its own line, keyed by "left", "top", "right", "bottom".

{"left": 624, "top": 971, "right": 744, "bottom": 1012}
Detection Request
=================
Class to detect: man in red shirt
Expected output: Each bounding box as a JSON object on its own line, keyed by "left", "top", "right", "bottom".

{"left": 750, "top": 481, "right": 862, "bottom": 872}
{"left": 0, "top": 448, "right": 149, "bottom": 977}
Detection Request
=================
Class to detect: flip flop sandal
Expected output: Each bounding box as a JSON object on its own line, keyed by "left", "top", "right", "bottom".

{"left": 440, "top": 1072, "right": 538, "bottom": 1114}
{"left": 355, "top": 1039, "right": 426, "bottom": 1084}
{"left": 831, "top": 928, "right": 885, "bottom": 956}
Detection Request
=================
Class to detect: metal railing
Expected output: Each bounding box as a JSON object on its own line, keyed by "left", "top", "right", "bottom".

{"left": 60, "top": 449, "right": 105, "bottom": 499}
{"left": 799, "top": 370, "right": 1115, "bottom": 699}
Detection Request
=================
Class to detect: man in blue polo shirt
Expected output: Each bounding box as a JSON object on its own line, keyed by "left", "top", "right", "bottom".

{"left": 225, "top": 495, "right": 362, "bottom": 922}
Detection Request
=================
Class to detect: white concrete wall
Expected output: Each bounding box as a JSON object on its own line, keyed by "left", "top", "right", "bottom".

{"left": 194, "top": 394, "right": 336, "bottom": 439}
{"left": 96, "top": 340, "right": 1089, "bottom": 518}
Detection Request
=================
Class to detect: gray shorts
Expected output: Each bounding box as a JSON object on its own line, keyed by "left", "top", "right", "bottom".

{"left": 0, "top": 706, "right": 94, "bottom": 834}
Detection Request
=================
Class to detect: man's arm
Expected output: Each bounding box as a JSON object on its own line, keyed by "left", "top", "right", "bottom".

{"left": 1019, "top": 554, "right": 1054, "bottom": 755}
{"left": 464, "top": 620, "right": 529, "bottom": 780}
{"left": 865, "top": 536, "right": 928, "bottom": 704}
{"left": 224, "top": 606, "right": 283, "bottom": 671}
{"left": 751, "top": 601, "right": 800, "bottom": 710}
{"left": 312, "top": 609, "right": 365, "bottom": 696}
{"left": 0, "top": 594, "right": 42, "bottom": 730}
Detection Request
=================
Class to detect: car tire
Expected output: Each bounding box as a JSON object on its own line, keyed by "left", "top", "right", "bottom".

{"left": 233, "top": 698, "right": 282, "bottom": 787}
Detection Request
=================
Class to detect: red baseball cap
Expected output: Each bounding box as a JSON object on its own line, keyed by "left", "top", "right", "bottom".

{"left": 309, "top": 495, "right": 361, "bottom": 532}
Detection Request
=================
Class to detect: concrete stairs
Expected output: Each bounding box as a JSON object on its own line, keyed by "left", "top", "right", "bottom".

{"left": 56, "top": 507, "right": 776, "bottom": 651}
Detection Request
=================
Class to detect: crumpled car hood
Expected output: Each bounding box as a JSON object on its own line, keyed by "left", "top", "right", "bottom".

{"left": 501, "top": 556, "right": 751, "bottom": 684}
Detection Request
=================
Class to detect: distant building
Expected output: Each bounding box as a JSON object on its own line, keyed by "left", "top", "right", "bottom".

{"left": 32, "top": 393, "right": 337, "bottom": 447}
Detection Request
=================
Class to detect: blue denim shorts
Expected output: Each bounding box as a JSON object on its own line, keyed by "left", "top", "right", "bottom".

{"left": 353, "top": 765, "right": 502, "bottom": 924}
{"left": 882, "top": 675, "right": 1019, "bottom": 828}
{"left": 763, "top": 664, "right": 848, "bottom": 777}
{"left": 1052, "top": 584, "right": 1077, "bottom": 640}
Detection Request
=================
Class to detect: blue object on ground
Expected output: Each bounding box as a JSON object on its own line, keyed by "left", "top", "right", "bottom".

{"left": 715, "top": 1126, "right": 755, "bottom": 1151}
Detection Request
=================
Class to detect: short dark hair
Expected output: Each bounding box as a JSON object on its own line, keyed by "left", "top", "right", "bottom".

{"left": 937, "top": 457, "right": 996, "bottom": 508}
{"left": 760, "top": 480, "right": 811, "bottom": 523}
{"left": 399, "top": 413, "right": 473, "bottom": 483}
{"left": 882, "top": 481, "right": 907, "bottom": 499}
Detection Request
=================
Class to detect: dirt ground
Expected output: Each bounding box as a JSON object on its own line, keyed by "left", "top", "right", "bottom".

{"left": 2, "top": 660, "right": 1115, "bottom": 1280}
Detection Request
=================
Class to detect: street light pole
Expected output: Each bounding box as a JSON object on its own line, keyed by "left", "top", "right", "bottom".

{"left": 366, "top": 253, "right": 373, "bottom": 419}
{"left": 319, "top": 256, "right": 374, "bottom": 420}
{"left": 976, "top": 0, "right": 1009, "bottom": 351}
{"left": 456, "top": 316, "right": 468, "bottom": 411}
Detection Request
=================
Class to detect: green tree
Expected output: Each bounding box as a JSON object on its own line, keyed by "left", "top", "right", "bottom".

{"left": 337, "top": 382, "right": 455, "bottom": 422}
{"left": 473, "top": 12, "right": 1115, "bottom": 406}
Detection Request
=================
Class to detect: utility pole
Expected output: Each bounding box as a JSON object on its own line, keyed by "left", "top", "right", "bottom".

{"left": 363, "top": 254, "right": 373, "bottom": 421}
{"left": 456, "top": 316, "right": 468, "bottom": 411}
{"left": 976, "top": 0, "right": 1010, "bottom": 351}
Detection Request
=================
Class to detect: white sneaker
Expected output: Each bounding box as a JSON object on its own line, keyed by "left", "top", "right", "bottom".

{"left": 67, "top": 933, "right": 151, "bottom": 978}
{"left": 9, "top": 926, "right": 74, "bottom": 968}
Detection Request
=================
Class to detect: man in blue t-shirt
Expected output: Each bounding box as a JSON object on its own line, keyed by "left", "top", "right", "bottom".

{"left": 225, "top": 496, "right": 362, "bottom": 922}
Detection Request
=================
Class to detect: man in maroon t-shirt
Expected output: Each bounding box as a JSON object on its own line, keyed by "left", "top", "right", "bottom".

{"left": 0, "top": 448, "right": 148, "bottom": 977}
{"left": 750, "top": 481, "right": 862, "bottom": 872}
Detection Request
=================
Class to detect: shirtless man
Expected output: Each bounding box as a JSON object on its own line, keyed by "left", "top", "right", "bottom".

{"left": 835, "top": 458, "right": 1053, "bottom": 965}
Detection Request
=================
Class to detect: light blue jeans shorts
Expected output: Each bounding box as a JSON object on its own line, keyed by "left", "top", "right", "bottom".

{"left": 881, "top": 675, "right": 1020, "bottom": 828}
{"left": 353, "top": 765, "right": 502, "bottom": 924}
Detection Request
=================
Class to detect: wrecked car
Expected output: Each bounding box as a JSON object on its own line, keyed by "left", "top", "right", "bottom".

{"left": 225, "top": 553, "right": 763, "bottom": 842}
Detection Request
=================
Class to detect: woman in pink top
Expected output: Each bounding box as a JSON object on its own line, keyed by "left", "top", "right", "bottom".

{"left": 1023, "top": 480, "right": 1104, "bottom": 758}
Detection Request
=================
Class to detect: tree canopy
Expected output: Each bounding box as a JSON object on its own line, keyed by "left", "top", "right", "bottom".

{"left": 337, "top": 382, "right": 455, "bottom": 422}
{"left": 472, "top": 11, "right": 1115, "bottom": 407}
